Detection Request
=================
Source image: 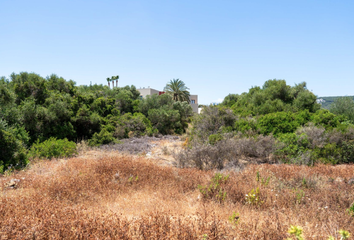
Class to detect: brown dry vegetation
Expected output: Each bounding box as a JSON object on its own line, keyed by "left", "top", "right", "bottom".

{"left": 1, "top": 147, "right": 354, "bottom": 239}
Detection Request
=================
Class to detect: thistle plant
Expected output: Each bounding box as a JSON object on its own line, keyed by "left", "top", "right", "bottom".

{"left": 245, "top": 187, "right": 262, "bottom": 206}
{"left": 339, "top": 229, "right": 350, "bottom": 240}
{"left": 347, "top": 202, "right": 354, "bottom": 216}
{"left": 256, "top": 171, "right": 271, "bottom": 186}
{"left": 287, "top": 225, "right": 304, "bottom": 240}
{"left": 228, "top": 211, "right": 240, "bottom": 226}
{"left": 198, "top": 173, "right": 229, "bottom": 203}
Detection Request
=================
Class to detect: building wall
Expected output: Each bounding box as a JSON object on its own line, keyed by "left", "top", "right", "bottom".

{"left": 189, "top": 94, "right": 198, "bottom": 113}
{"left": 137, "top": 88, "right": 160, "bottom": 98}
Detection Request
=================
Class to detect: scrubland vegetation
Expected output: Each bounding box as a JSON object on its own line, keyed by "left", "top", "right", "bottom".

{"left": 1, "top": 149, "right": 353, "bottom": 239}
{"left": 1, "top": 73, "right": 354, "bottom": 239}
{"left": 179, "top": 80, "right": 354, "bottom": 169}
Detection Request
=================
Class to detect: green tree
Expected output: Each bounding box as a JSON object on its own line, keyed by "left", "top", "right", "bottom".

{"left": 221, "top": 94, "right": 239, "bottom": 107}
{"left": 0, "top": 120, "right": 29, "bottom": 173}
{"left": 164, "top": 79, "right": 190, "bottom": 103}
{"left": 330, "top": 97, "right": 354, "bottom": 123}
{"left": 230, "top": 79, "right": 320, "bottom": 116}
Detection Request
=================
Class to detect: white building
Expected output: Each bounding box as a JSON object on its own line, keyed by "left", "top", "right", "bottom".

{"left": 137, "top": 87, "right": 199, "bottom": 113}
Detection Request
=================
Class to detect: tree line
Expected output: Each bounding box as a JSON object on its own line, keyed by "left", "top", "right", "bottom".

{"left": 0, "top": 72, "right": 193, "bottom": 172}
{"left": 2, "top": 73, "right": 354, "bottom": 173}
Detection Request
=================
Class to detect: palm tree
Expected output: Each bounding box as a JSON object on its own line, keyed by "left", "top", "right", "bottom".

{"left": 115, "top": 75, "right": 119, "bottom": 87}
{"left": 107, "top": 75, "right": 119, "bottom": 88}
{"left": 164, "top": 79, "right": 190, "bottom": 103}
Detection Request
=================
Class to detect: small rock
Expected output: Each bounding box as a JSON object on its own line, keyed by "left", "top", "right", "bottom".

{"left": 197, "top": 194, "right": 201, "bottom": 201}
{"left": 5, "top": 179, "right": 20, "bottom": 189}
{"left": 335, "top": 177, "right": 344, "bottom": 183}
{"left": 348, "top": 178, "right": 354, "bottom": 185}
{"left": 114, "top": 172, "right": 120, "bottom": 180}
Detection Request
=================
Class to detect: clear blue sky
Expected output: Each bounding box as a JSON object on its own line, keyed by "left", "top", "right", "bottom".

{"left": 1, "top": 0, "right": 353, "bottom": 104}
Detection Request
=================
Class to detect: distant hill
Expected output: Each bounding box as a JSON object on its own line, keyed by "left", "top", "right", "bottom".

{"left": 317, "top": 96, "right": 354, "bottom": 109}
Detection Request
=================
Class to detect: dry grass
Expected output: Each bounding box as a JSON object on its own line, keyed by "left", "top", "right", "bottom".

{"left": 1, "top": 149, "right": 354, "bottom": 239}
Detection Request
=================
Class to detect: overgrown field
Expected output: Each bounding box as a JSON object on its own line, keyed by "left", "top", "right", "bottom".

{"left": 1, "top": 150, "right": 353, "bottom": 239}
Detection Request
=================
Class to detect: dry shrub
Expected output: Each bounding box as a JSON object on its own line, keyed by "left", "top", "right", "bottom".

{"left": 76, "top": 140, "right": 91, "bottom": 154}
{"left": 174, "top": 139, "right": 240, "bottom": 170}
{"left": 328, "top": 127, "right": 354, "bottom": 145}
{"left": 1, "top": 152, "right": 354, "bottom": 239}
{"left": 296, "top": 123, "right": 327, "bottom": 148}
{"left": 175, "top": 135, "right": 276, "bottom": 170}
{"left": 234, "top": 135, "right": 276, "bottom": 162}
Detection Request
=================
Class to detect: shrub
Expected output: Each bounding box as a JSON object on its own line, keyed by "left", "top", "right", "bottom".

{"left": 257, "top": 112, "right": 301, "bottom": 136}
{"left": 287, "top": 225, "right": 304, "bottom": 240}
{"left": 230, "top": 80, "right": 320, "bottom": 116}
{"left": 234, "top": 117, "right": 258, "bottom": 134}
{"left": 234, "top": 135, "right": 276, "bottom": 162}
{"left": 198, "top": 173, "right": 229, "bottom": 203}
{"left": 245, "top": 187, "right": 263, "bottom": 206}
{"left": 114, "top": 113, "right": 152, "bottom": 139}
{"left": 0, "top": 125, "right": 29, "bottom": 173}
{"left": 330, "top": 97, "right": 354, "bottom": 123}
{"left": 191, "top": 106, "right": 236, "bottom": 142}
{"left": 341, "top": 140, "right": 354, "bottom": 163}
{"left": 347, "top": 202, "right": 354, "bottom": 216}
{"left": 208, "top": 133, "right": 222, "bottom": 145}
{"left": 295, "top": 123, "right": 326, "bottom": 149}
{"left": 89, "top": 128, "right": 117, "bottom": 146}
{"left": 28, "top": 137, "right": 77, "bottom": 160}
{"left": 174, "top": 139, "right": 240, "bottom": 170}
{"left": 147, "top": 108, "right": 182, "bottom": 134}
{"left": 275, "top": 133, "right": 312, "bottom": 165}
{"left": 311, "top": 109, "right": 346, "bottom": 130}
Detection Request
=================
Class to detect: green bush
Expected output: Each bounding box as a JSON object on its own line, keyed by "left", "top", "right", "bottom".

{"left": 234, "top": 118, "right": 258, "bottom": 134}
{"left": 341, "top": 140, "right": 354, "bottom": 163}
{"left": 28, "top": 137, "right": 77, "bottom": 160}
{"left": 89, "top": 128, "right": 117, "bottom": 146}
{"left": 229, "top": 80, "right": 320, "bottom": 116}
{"left": 311, "top": 109, "right": 346, "bottom": 130}
{"left": 275, "top": 133, "right": 312, "bottom": 165}
{"left": 198, "top": 173, "right": 229, "bottom": 203}
{"left": 258, "top": 112, "right": 301, "bottom": 136}
{"left": 114, "top": 113, "right": 152, "bottom": 139}
{"left": 148, "top": 108, "right": 182, "bottom": 134}
{"left": 330, "top": 97, "right": 354, "bottom": 123}
{"left": 0, "top": 125, "right": 29, "bottom": 173}
{"left": 208, "top": 133, "right": 222, "bottom": 145}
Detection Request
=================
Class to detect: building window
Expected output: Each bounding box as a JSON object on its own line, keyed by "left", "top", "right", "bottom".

{"left": 191, "top": 100, "right": 195, "bottom": 104}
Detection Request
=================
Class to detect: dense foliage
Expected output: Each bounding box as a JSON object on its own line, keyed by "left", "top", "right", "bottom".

{"left": 186, "top": 79, "right": 354, "bottom": 168}
{"left": 222, "top": 80, "right": 320, "bottom": 116}
{"left": 0, "top": 72, "right": 193, "bottom": 172}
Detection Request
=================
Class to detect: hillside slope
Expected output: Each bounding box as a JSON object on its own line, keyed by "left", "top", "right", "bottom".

{"left": 318, "top": 96, "right": 354, "bottom": 109}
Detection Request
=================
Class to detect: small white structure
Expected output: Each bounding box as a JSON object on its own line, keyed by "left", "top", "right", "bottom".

{"left": 137, "top": 87, "right": 199, "bottom": 113}
{"left": 137, "top": 87, "right": 160, "bottom": 98}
